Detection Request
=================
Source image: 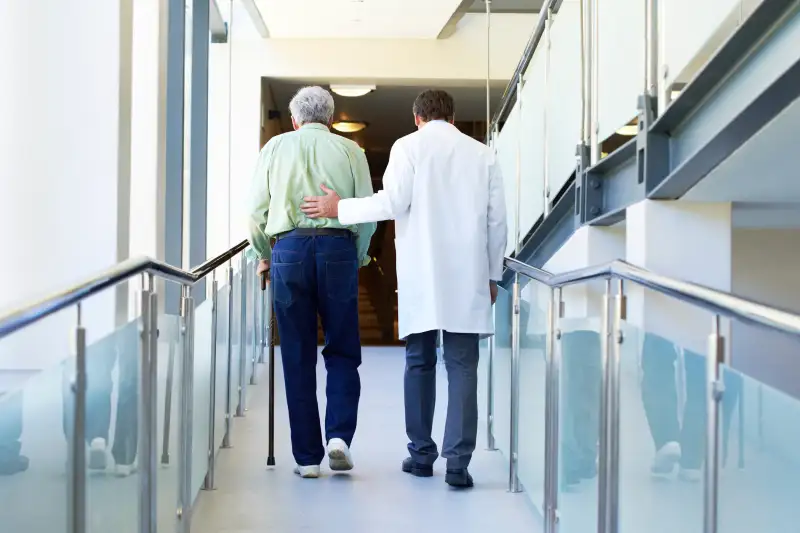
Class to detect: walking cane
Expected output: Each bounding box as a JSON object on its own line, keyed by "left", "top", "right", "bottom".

{"left": 262, "top": 271, "right": 276, "bottom": 467}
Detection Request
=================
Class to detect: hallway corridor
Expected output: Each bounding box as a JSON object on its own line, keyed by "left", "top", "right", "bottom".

{"left": 192, "top": 347, "right": 541, "bottom": 533}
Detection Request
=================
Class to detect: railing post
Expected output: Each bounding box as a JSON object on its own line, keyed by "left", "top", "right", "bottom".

{"left": 204, "top": 274, "right": 219, "bottom": 490}
{"left": 177, "top": 286, "right": 195, "bottom": 533}
{"left": 236, "top": 253, "right": 248, "bottom": 417}
{"left": 250, "top": 266, "right": 258, "bottom": 385}
{"left": 486, "top": 307, "right": 497, "bottom": 451}
{"left": 543, "top": 5, "right": 553, "bottom": 217}
{"left": 597, "top": 279, "right": 611, "bottom": 533}
{"left": 598, "top": 278, "right": 625, "bottom": 533}
{"left": 68, "top": 303, "right": 87, "bottom": 533}
{"left": 705, "top": 315, "right": 725, "bottom": 533}
{"left": 138, "top": 275, "right": 158, "bottom": 533}
{"left": 544, "top": 287, "right": 563, "bottom": 533}
{"left": 222, "top": 263, "right": 234, "bottom": 448}
{"left": 508, "top": 274, "right": 522, "bottom": 493}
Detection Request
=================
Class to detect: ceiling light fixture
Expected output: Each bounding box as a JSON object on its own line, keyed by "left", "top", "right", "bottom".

{"left": 616, "top": 124, "right": 639, "bottom": 136}
{"left": 330, "top": 84, "right": 376, "bottom": 98}
{"left": 332, "top": 120, "right": 368, "bottom": 133}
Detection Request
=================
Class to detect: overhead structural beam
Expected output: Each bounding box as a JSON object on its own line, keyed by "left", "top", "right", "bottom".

{"left": 241, "top": 0, "right": 270, "bottom": 38}
{"left": 437, "top": 0, "right": 474, "bottom": 39}
{"left": 210, "top": 0, "right": 228, "bottom": 43}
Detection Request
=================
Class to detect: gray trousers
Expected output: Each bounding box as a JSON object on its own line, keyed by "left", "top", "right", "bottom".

{"left": 405, "top": 330, "right": 479, "bottom": 470}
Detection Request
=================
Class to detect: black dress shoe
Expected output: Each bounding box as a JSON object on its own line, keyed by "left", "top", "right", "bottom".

{"left": 402, "top": 457, "right": 433, "bottom": 477}
{"left": 0, "top": 455, "right": 29, "bottom": 476}
{"left": 445, "top": 468, "right": 474, "bottom": 488}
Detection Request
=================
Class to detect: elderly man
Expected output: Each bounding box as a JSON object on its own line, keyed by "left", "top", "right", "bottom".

{"left": 248, "top": 86, "right": 376, "bottom": 478}
{"left": 302, "top": 89, "right": 507, "bottom": 488}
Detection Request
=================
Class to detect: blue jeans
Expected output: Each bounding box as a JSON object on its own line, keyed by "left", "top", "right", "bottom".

{"left": 271, "top": 233, "right": 362, "bottom": 466}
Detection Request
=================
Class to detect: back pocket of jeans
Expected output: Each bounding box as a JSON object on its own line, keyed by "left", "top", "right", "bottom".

{"left": 273, "top": 262, "right": 303, "bottom": 306}
{"left": 326, "top": 260, "right": 357, "bottom": 302}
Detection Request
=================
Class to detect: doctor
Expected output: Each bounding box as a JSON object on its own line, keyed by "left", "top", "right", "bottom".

{"left": 301, "top": 89, "right": 507, "bottom": 489}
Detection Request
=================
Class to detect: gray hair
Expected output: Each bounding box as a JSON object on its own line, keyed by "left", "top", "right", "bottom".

{"left": 289, "top": 86, "right": 335, "bottom": 126}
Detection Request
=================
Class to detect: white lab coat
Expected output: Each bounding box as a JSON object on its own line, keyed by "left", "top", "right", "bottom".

{"left": 338, "top": 121, "right": 508, "bottom": 339}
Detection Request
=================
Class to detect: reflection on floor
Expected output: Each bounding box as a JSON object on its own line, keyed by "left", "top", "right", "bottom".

{"left": 192, "top": 347, "right": 541, "bottom": 533}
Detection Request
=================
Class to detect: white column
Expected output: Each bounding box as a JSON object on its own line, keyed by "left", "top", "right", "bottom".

{"left": 0, "top": 1, "right": 126, "bottom": 366}
{"left": 626, "top": 199, "right": 732, "bottom": 355}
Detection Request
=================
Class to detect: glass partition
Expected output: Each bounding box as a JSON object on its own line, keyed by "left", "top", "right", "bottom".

{"left": 517, "top": 276, "right": 550, "bottom": 516}
{"left": 214, "top": 283, "right": 231, "bottom": 450}
{"left": 717, "top": 324, "right": 800, "bottom": 532}
{"left": 492, "top": 285, "right": 513, "bottom": 457}
{"left": 192, "top": 295, "right": 213, "bottom": 497}
{"left": 618, "top": 286, "right": 712, "bottom": 533}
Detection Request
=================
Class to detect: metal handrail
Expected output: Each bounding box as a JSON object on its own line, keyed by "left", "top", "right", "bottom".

{"left": 0, "top": 239, "right": 250, "bottom": 340}
{"left": 505, "top": 257, "right": 800, "bottom": 337}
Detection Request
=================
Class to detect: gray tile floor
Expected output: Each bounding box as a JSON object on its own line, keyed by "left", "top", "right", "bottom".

{"left": 191, "top": 347, "right": 542, "bottom": 533}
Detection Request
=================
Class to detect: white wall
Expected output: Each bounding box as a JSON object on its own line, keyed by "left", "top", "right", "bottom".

{"left": 731, "top": 228, "right": 800, "bottom": 398}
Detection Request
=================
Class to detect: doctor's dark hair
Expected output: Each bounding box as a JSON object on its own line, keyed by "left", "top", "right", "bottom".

{"left": 412, "top": 90, "right": 455, "bottom": 122}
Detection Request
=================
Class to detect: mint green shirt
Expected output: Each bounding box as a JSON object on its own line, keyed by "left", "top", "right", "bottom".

{"left": 247, "top": 123, "right": 377, "bottom": 265}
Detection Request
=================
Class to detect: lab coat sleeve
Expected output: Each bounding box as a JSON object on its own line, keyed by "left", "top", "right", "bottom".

{"left": 339, "top": 141, "right": 413, "bottom": 226}
{"left": 247, "top": 140, "right": 275, "bottom": 261}
{"left": 350, "top": 145, "right": 378, "bottom": 267}
{"left": 487, "top": 155, "right": 508, "bottom": 281}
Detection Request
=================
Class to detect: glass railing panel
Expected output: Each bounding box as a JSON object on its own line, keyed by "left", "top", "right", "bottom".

{"left": 597, "top": 0, "right": 644, "bottom": 141}
{"left": 214, "top": 282, "right": 230, "bottom": 450}
{"left": 717, "top": 324, "right": 800, "bottom": 533}
{"left": 191, "top": 295, "right": 213, "bottom": 497}
{"left": 546, "top": 0, "right": 582, "bottom": 196}
{"left": 492, "top": 285, "right": 513, "bottom": 457}
{"left": 245, "top": 260, "right": 256, "bottom": 387}
{"left": 156, "top": 299, "right": 183, "bottom": 532}
{"left": 0, "top": 303, "right": 79, "bottom": 530}
{"left": 619, "top": 287, "right": 713, "bottom": 533}
{"left": 518, "top": 276, "right": 550, "bottom": 517}
{"left": 556, "top": 279, "right": 604, "bottom": 533}
{"left": 519, "top": 44, "right": 546, "bottom": 236}
{"left": 494, "top": 101, "right": 521, "bottom": 257}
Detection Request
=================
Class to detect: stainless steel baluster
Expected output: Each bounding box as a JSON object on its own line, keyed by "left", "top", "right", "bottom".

{"left": 236, "top": 253, "right": 248, "bottom": 416}
{"left": 177, "top": 285, "right": 195, "bottom": 533}
{"left": 705, "top": 315, "right": 725, "bottom": 533}
{"left": 509, "top": 274, "right": 522, "bottom": 493}
{"left": 223, "top": 263, "right": 235, "bottom": 448}
{"left": 544, "top": 287, "right": 563, "bottom": 533}
{"left": 68, "top": 303, "right": 87, "bottom": 533}
{"left": 251, "top": 265, "right": 258, "bottom": 385}
{"left": 204, "top": 273, "right": 219, "bottom": 490}
{"left": 486, "top": 306, "right": 497, "bottom": 451}
{"left": 597, "top": 279, "right": 611, "bottom": 533}
{"left": 139, "top": 275, "right": 159, "bottom": 533}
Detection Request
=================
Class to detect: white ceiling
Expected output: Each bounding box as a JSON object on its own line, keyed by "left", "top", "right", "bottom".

{"left": 255, "top": 0, "right": 466, "bottom": 39}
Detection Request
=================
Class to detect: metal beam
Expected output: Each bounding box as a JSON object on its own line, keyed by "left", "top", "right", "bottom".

{"left": 210, "top": 0, "right": 228, "bottom": 43}
{"left": 437, "top": 0, "right": 475, "bottom": 39}
{"left": 648, "top": 0, "right": 800, "bottom": 198}
{"left": 581, "top": 138, "right": 639, "bottom": 226}
{"left": 240, "top": 0, "right": 269, "bottom": 38}
{"left": 502, "top": 180, "right": 577, "bottom": 288}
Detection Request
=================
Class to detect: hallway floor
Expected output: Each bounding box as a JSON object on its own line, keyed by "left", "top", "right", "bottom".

{"left": 191, "top": 346, "right": 541, "bottom": 533}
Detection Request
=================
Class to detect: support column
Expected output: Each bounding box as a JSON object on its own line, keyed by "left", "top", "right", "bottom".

{"left": 626, "top": 199, "right": 732, "bottom": 355}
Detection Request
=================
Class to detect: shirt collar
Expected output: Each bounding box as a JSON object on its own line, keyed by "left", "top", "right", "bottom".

{"left": 300, "top": 123, "right": 330, "bottom": 132}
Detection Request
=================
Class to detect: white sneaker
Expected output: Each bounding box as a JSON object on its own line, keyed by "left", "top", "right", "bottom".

{"left": 651, "top": 441, "right": 681, "bottom": 478}
{"left": 88, "top": 438, "right": 109, "bottom": 471}
{"left": 114, "top": 461, "right": 138, "bottom": 477}
{"left": 678, "top": 468, "right": 702, "bottom": 483}
{"left": 327, "top": 438, "right": 354, "bottom": 472}
{"left": 293, "top": 465, "right": 321, "bottom": 478}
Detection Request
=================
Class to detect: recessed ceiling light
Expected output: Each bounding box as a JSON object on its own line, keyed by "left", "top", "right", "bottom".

{"left": 330, "top": 84, "right": 376, "bottom": 98}
{"left": 332, "top": 121, "right": 368, "bottom": 133}
{"left": 616, "top": 124, "right": 639, "bottom": 136}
